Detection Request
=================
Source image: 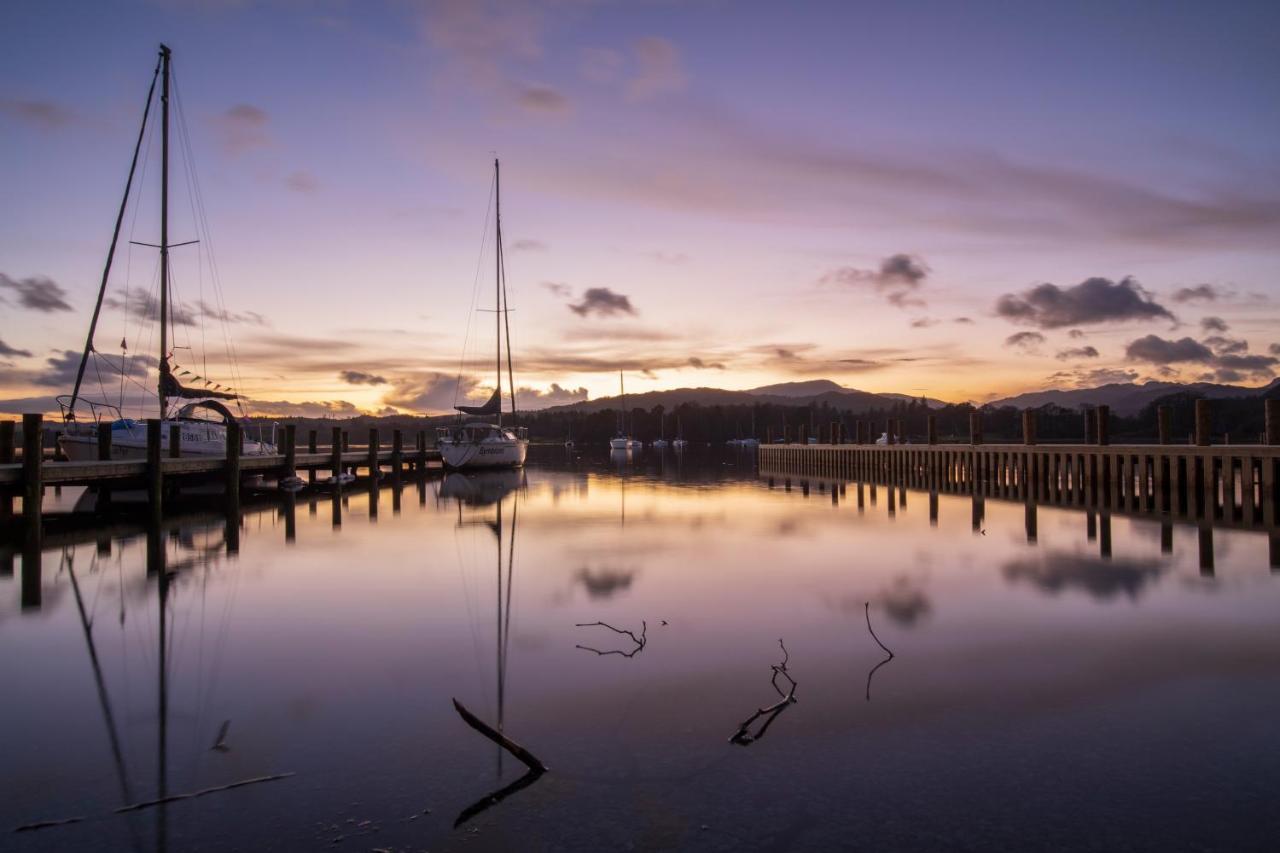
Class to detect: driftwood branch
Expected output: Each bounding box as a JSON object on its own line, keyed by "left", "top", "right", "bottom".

{"left": 730, "top": 638, "right": 798, "bottom": 746}
{"left": 114, "top": 773, "right": 295, "bottom": 813}
{"left": 453, "top": 768, "right": 544, "bottom": 828}
{"left": 15, "top": 772, "right": 296, "bottom": 832}
{"left": 864, "top": 602, "right": 895, "bottom": 702}
{"left": 452, "top": 698, "right": 548, "bottom": 773}
{"left": 574, "top": 620, "right": 647, "bottom": 658}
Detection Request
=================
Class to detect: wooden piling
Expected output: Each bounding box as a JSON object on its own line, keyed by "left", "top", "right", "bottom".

{"left": 330, "top": 426, "right": 342, "bottom": 481}
{"left": 368, "top": 428, "right": 380, "bottom": 479}
{"left": 307, "top": 429, "right": 317, "bottom": 484}
{"left": 169, "top": 422, "right": 181, "bottom": 458}
{"left": 146, "top": 418, "right": 163, "bottom": 517}
{"left": 1266, "top": 399, "right": 1280, "bottom": 445}
{"left": 22, "top": 413, "right": 43, "bottom": 528}
{"left": 1195, "top": 399, "right": 1211, "bottom": 447}
{"left": 225, "top": 419, "right": 241, "bottom": 506}
{"left": 1096, "top": 405, "right": 1109, "bottom": 446}
{"left": 392, "top": 429, "right": 403, "bottom": 477}
{"left": 1157, "top": 405, "right": 1172, "bottom": 445}
{"left": 926, "top": 414, "right": 937, "bottom": 445}
{"left": 1022, "top": 410, "right": 1037, "bottom": 446}
{"left": 968, "top": 412, "right": 982, "bottom": 446}
{"left": 0, "top": 420, "right": 13, "bottom": 519}
{"left": 97, "top": 421, "right": 112, "bottom": 459}
{"left": 283, "top": 423, "right": 297, "bottom": 479}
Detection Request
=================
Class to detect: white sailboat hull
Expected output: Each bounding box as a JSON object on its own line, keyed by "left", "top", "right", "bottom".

{"left": 439, "top": 436, "right": 528, "bottom": 470}
{"left": 58, "top": 421, "right": 275, "bottom": 461}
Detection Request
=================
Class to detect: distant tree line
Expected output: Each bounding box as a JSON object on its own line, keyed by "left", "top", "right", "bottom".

{"left": 242, "top": 387, "right": 1278, "bottom": 446}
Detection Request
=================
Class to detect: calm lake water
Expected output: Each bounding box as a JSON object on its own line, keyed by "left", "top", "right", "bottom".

{"left": 3, "top": 446, "right": 1278, "bottom": 852}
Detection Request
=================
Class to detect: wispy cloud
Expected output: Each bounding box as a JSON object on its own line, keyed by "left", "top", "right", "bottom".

{"left": 339, "top": 370, "right": 387, "bottom": 386}
{"left": 216, "top": 104, "right": 269, "bottom": 154}
{"left": 996, "top": 276, "right": 1174, "bottom": 329}
{"left": 0, "top": 98, "right": 76, "bottom": 130}
{"left": 627, "top": 37, "right": 686, "bottom": 101}
{"left": 569, "top": 287, "right": 636, "bottom": 318}
{"left": 0, "top": 338, "right": 32, "bottom": 358}
{"left": 820, "top": 254, "right": 929, "bottom": 309}
{"left": 0, "top": 273, "right": 73, "bottom": 312}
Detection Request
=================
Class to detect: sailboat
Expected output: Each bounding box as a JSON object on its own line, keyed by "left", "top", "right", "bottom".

{"left": 437, "top": 159, "right": 530, "bottom": 470}
{"left": 608, "top": 372, "right": 643, "bottom": 450}
{"left": 672, "top": 416, "right": 689, "bottom": 450}
{"left": 56, "top": 45, "right": 275, "bottom": 462}
{"left": 651, "top": 411, "right": 669, "bottom": 449}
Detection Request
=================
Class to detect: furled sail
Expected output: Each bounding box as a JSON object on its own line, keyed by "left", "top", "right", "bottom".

{"left": 456, "top": 389, "right": 500, "bottom": 417}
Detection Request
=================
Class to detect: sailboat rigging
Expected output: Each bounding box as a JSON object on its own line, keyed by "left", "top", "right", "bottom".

{"left": 56, "top": 44, "right": 275, "bottom": 462}
{"left": 608, "top": 372, "right": 642, "bottom": 450}
{"left": 438, "top": 160, "right": 530, "bottom": 470}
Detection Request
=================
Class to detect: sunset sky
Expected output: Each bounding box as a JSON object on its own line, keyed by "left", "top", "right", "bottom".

{"left": 2, "top": 0, "right": 1279, "bottom": 418}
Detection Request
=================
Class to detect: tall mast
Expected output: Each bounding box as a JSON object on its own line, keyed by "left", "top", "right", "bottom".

{"left": 157, "top": 44, "right": 172, "bottom": 420}
{"left": 68, "top": 56, "right": 161, "bottom": 420}
{"left": 494, "top": 158, "right": 502, "bottom": 428}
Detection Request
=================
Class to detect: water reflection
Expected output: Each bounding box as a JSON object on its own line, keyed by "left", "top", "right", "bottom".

{"left": 1, "top": 447, "right": 1279, "bottom": 851}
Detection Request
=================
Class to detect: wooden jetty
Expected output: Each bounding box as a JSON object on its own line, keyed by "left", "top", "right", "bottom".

{"left": 758, "top": 400, "right": 1280, "bottom": 527}
{"left": 0, "top": 415, "right": 442, "bottom": 523}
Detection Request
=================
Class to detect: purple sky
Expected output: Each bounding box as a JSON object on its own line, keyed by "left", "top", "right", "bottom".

{"left": 2, "top": 0, "right": 1279, "bottom": 416}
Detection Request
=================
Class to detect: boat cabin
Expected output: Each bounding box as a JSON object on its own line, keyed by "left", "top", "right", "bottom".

{"left": 438, "top": 422, "right": 528, "bottom": 443}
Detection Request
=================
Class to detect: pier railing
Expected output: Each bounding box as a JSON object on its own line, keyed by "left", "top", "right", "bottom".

{"left": 758, "top": 400, "right": 1280, "bottom": 528}
{"left": 0, "top": 415, "right": 441, "bottom": 525}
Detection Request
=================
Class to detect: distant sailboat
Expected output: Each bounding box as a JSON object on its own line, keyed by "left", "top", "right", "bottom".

{"left": 651, "top": 410, "right": 669, "bottom": 449}
{"left": 437, "top": 160, "right": 530, "bottom": 470}
{"left": 56, "top": 45, "right": 275, "bottom": 462}
{"left": 672, "top": 416, "right": 689, "bottom": 451}
{"left": 608, "top": 372, "right": 642, "bottom": 450}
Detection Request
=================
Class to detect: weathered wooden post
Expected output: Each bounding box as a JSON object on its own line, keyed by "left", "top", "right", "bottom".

{"left": 22, "top": 414, "right": 43, "bottom": 528}
{"left": 886, "top": 420, "right": 895, "bottom": 446}
{"left": 924, "top": 414, "right": 936, "bottom": 445}
{"left": 798, "top": 425, "right": 806, "bottom": 445}
{"left": 169, "top": 423, "right": 181, "bottom": 458}
{"left": 1265, "top": 399, "right": 1280, "bottom": 445}
{"left": 418, "top": 430, "right": 428, "bottom": 469}
{"left": 368, "top": 428, "right": 380, "bottom": 479}
{"left": 1022, "top": 410, "right": 1037, "bottom": 446}
{"left": 392, "top": 429, "right": 403, "bottom": 477}
{"left": 0, "top": 419, "right": 14, "bottom": 519}
{"left": 145, "top": 418, "right": 163, "bottom": 518}
{"left": 283, "top": 423, "right": 297, "bottom": 480}
{"left": 97, "top": 421, "right": 112, "bottom": 459}
{"left": 1157, "top": 405, "right": 1172, "bottom": 445}
{"left": 1085, "top": 408, "right": 1097, "bottom": 444}
{"left": 1096, "top": 405, "right": 1110, "bottom": 446}
{"left": 224, "top": 419, "right": 241, "bottom": 506}
{"left": 1194, "top": 399, "right": 1211, "bottom": 447}
{"left": 967, "top": 413, "right": 981, "bottom": 445}
{"left": 330, "top": 426, "right": 342, "bottom": 481}
{"left": 308, "top": 429, "right": 318, "bottom": 484}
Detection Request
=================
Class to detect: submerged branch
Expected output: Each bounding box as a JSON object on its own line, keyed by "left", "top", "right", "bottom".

{"left": 453, "top": 768, "right": 544, "bottom": 828}
{"left": 864, "top": 602, "right": 895, "bottom": 702}
{"left": 730, "top": 638, "right": 798, "bottom": 746}
{"left": 113, "top": 773, "right": 295, "bottom": 813}
{"left": 864, "top": 602, "right": 894, "bottom": 658}
{"left": 452, "top": 698, "right": 548, "bottom": 774}
{"left": 574, "top": 620, "right": 647, "bottom": 658}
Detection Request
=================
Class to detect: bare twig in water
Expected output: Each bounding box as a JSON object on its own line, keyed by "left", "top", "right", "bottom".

{"left": 452, "top": 698, "right": 548, "bottom": 774}
{"left": 113, "top": 773, "right": 295, "bottom": 813}
{"left": 14, "top": 816, "right": 86, "bottom": 833}
{"left": 864, "top": 602, "right": 895, "bottom": 702}
{"left": 864, "top": 602, "right": 894, "bottom": 658}
{"left": 574, "top": 620, "right": 647, "bottom": 658}
{"left": 453, "top": 768, "right": 544, "bottom": 828}
{"left": 730, "top": 639, "right": 798, "bottom": 746}
{"left": 211, "top": 719, "right": 231, "bottom": 752}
